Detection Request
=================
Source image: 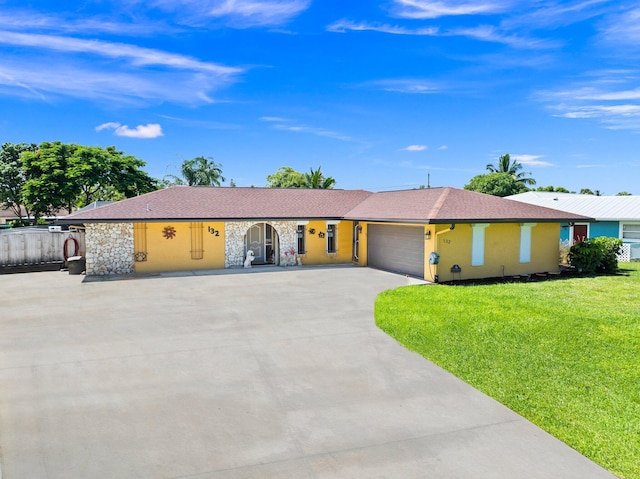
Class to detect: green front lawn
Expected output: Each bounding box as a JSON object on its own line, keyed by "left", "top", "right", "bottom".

{"left": 375, "top": 263, "right": 640, "bottom": 479}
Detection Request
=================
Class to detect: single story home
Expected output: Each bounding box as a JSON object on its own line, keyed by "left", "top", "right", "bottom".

{"left": 508, "top": 192, "right": 640, "bottom": 261}
{"left": 63, "top": 186, "right": 589, "bottom": 282}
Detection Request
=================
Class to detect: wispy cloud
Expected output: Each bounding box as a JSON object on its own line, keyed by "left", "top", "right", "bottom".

{"left": 0, "top": 31, "right": 242, "bottom": 105}
{"left": 390, "top": 0, "right": 508, "bottom": 19}
{"left": 511, "top": 154, "right": 553, "bottom": 167}
{"left": 327, "top": 19, "right": 438, "bottom": 35}
{"left": 438, "top": 145, "right": 448, "bottom": 150}
{"left": 402, "top": 144, "right": 428, "bottom": 151}
{"left": 0, "top": 31, "right": 239, "bottom": 75}
{"left": 598, "top": 7, "right": 640, "bottom": 46}
{"left": 328, "top": 19, "right": 556, "bottom": 49}
{"left": 259, "top": 116, "right": 355, "bottom": 142}
{"left": 0, "top": 12, "right": 171, "bottom": 36}
{"left": 147, "top": 0, "right": 310, "bottom": 27}
{"left": 96, "top": 122, "right": 164, "bottom": 138}
{"left": 368, "top": 79, "right": 442, "bottom": 94}
{"left": 537, "top": 72, "right": 640, "bottom": 130}
{"left": 503, "top": 0, "right": 611, "bottom": 29}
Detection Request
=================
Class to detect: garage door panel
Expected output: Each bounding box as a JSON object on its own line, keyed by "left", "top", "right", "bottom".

{"left": 368, "top": 224, "right": 424, "bottom": 277}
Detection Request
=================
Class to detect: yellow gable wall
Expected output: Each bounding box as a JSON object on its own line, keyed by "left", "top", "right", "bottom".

{"left": 433, "top": 222, "right": 561, "bottom": 282}
{"left": 299, "top": 220, "right": 354, "bottom": 265}
{"left": 134, "top": 221, "right": 225, "bottom": 273}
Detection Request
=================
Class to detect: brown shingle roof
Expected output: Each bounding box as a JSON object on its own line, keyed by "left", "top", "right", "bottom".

{"left": 63, "top": 186, "right": 374, "bottom": 222}
{"left": 344, "top": 187, "right": 592, "bottom": 223}
{"left": 62, "top": 186, "right": 592, "bottom": 224}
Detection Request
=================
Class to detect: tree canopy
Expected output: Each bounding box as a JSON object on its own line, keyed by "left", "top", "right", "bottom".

{"left": 1, "top": 141, "right": 157, "bottom": 224}
{"left": 265, "top": 166, "right": 307, "bottom": 188}
{"left": 464, "top": 172, "right": 529, "bottom": 197}
{"left": 0, "top": 142, "right": 38, "bottom": 224}
{"left": 486, "top": 153, "right": 536, "bottom": 186}
{"left": 266, "top": 166, "right": 336, "bottom": 189}
{"left": 536, "top": 185, "right": 573, "bottom": 193}
{"left": 165, "top": 156, "right": 225, "bottom": 186}
{"left": 304, "top": 166, "right": 336, "bottom": 189}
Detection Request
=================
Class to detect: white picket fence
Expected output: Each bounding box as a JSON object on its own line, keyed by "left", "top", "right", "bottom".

{"left": 0, "top": 228, "right": 85, "bottom": 266}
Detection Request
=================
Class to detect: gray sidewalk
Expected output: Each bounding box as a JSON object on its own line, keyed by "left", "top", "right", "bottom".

{"left": 0, "top": 267, "right": 616, "bottom": 478}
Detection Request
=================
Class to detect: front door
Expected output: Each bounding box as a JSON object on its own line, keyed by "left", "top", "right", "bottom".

{"left": 573, "top": 224, "right": 588, "bottom": 244}
{"left": 247, "top": 224, "right": 264, "bottom": 263}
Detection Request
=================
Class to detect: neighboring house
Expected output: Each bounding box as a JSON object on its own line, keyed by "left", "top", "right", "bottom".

{"left": 0, "top": 206, "right": 71, "bottom": 226}
{"left": 509, "top": 192, "right": 640, "bottom": 261}
{"left": 62, "top": 186, "right": 589, "bottom": 281}
{"left": 0, "top": 207, "right": 25, "bottom": 225}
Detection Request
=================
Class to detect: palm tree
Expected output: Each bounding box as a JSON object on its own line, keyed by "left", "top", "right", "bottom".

{"left": 486, "top": 153, "right": 536, "bottom": 186}
{"left": 304, "top": 167, "right": 335, "bottom": 189}
{"left": 166, "top": 156, "right": 225, "bottom": 186}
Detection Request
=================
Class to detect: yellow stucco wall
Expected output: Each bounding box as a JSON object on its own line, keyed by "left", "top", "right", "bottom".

{"left": 134, "top": 221, "right": 225, "bottom": 273}
{"left": 298, "top": 220, "right": 354, "bottom": 265}
{"left": 433, "top": 222, "right": 561, "bottom": 282}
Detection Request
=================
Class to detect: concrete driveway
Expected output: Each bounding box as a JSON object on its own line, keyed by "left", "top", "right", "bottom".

{"left": 0, "top": 266, "right": 615, "bottom": 479}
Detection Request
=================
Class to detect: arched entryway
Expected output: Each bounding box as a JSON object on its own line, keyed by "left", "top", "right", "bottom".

{"left": 245, "top": 223, "right": 280, "bottom": 265}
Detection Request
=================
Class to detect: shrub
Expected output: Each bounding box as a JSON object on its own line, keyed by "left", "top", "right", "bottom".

{"left": 592, "top": 237, "right": 622, "bottom": 273}
{"left": 568, "top": 237, "right": 622, "bottom": 275}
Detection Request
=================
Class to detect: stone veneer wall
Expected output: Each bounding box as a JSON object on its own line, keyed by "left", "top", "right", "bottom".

{"left": 225, "top": 221, "right": 298, "bottom": 267}
{"left": 85, "top": 223, "right": 135, "bottom": 275}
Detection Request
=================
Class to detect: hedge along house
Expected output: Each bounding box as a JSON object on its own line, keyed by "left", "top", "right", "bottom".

{"left": 62, "top": 186, "right": 589, "bottom": 281}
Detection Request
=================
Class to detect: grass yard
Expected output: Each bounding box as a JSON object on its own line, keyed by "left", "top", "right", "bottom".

{"left": 375, "top": 263, "right": 640, "bottom": 479}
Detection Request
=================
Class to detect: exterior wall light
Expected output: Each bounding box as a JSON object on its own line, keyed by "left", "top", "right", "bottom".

{"left": 425, "top": 230, "right": 431, "bottom": 240}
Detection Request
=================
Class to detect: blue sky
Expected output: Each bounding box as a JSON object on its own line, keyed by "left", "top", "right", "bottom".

{"left": 1, "top": 1, "right": 639, "bottom": 194}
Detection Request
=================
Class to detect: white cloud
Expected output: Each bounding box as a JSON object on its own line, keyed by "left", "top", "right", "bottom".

{"left": 598, "top": 7, "right": 640, "bottom": 45}
{"left": 260, "top": 116, "right": 354, "bottom": 142}
{"left": 438, "top": 145, "right": 448, "bottom": 150}
{"left": 0, "top": 31, "right": 239, "bottom": 75}
{"left": 327, "top": 19, "right": 554, "bottom": 49}
{"left": 391, "top": 0, "right": 508, "bottom": 19}
{"left": 327, "top": 20, "right": 438, "bottom": 36}
{"left": 511, "top": 154, "right": 553, "bottom": 167}
{"left": 402, "top": 144, "right": 428, "bottom": 151}
{"left": 96, "top": 122, "right": 164, "bottom": 139}
{"left": 148, "top": 0, "right": 310, "bottom": 27}
{"left": 537, "top": 72, "right": 640, "bottom": 131}
{"left": 260, "top": 116, "right": 290, "bottom": 122}
{"left": 0, "top": 31, "right": 242, "bottom": 105}
{"left": 369, "top": 79, "right": 441, "bottom": 94}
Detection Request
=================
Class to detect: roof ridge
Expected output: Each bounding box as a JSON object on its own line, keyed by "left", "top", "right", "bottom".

{"left": 427, "top": 187, "right": 451, "bottom": 219}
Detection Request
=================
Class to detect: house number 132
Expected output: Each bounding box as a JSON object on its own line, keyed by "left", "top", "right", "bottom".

{"left": 208, "top": 226, "right": 220, "bottom": 236}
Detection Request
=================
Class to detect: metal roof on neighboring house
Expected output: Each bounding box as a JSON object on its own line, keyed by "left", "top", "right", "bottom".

{"left": 62, "top": 186, "right": 591, "bottom": 224}
{"left": 508, "top": 192, "right": 640, "bottom": 221}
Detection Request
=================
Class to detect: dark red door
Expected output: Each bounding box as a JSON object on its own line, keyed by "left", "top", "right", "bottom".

{"left": 573, "top": 224, "right": 588, "bottom": 243}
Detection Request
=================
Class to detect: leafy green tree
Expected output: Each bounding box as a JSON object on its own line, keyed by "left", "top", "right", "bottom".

{"left": 166, "top": 156, "right": 225, "bottom": 186}
{"left": 464, "top": 172, "right": 528, "bottom": 197}
{"left": 104, "top": 146, "right": 157, "bottom": 200}
{"left": 21, "top": 141, "right": 158, "bottom": 220}
{"left": 22, "top": 141, "right": 78, "bottom": 221}
{"left": 0, "top": 142, "right": 37, "bottom": 224}
{"left": 265, "top": 166, "right": 307, "bottom": 188}
{"left": 580, "top": 188, "right": 602, "bottom": 196}
{"left": 304, "top": 166, "right": 336, "bottom": 189}
{"left": 486, "top": 153, "right": 536, "bottom": 186}
{"left": 616, "top": 191, "right": 632, "bottom": 196}
{"left": 536, "top": 185, "right": 572, "bottom": 193}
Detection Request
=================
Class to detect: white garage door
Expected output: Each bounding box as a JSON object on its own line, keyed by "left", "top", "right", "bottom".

{"left": 367, "top": 224, "right": 424, "bottom": 278}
